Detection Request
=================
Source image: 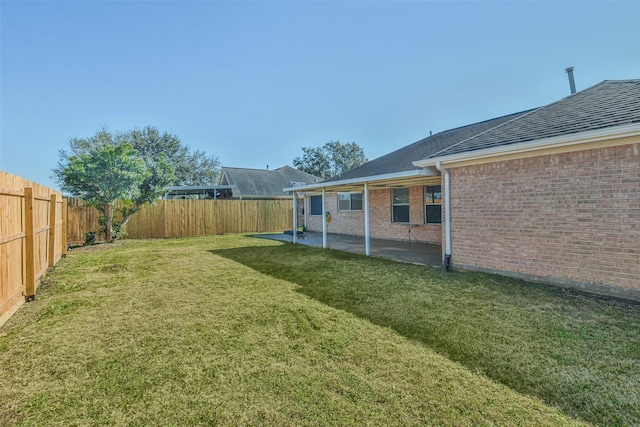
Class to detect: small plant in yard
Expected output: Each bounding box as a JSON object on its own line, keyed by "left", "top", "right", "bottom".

{"left": 1, "top": 235, "right": 637, "bottom": 426}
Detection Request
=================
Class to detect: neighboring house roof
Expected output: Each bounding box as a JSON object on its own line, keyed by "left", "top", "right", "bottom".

{"left": 220, "top": 166, "right": 320, "bottom": 198}
{"left": 426, "top": 79, "right": 640, "bottom": 159}
{"left": 322, "top": 110, "right": 531, "bottom": 183}
{"left": 163, "top": 185, "right": 233, "bottom": 199}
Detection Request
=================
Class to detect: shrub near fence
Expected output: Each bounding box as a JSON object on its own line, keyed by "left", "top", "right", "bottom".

{"left": 0, "top": 171, "right": 66, "bottom": 326}
{"left": 66, "top": 198, "right": 102, "bottom": 243}
{"left": 66, "top": 198, "right": 294, "bottom": 241}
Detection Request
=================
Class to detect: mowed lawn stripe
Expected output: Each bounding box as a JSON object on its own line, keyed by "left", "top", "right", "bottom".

{"left": 0, "top": 236, "right": 599, "bottom": 425}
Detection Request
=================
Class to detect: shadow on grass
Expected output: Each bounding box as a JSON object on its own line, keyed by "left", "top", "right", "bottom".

{"left": 210, "top": 241, "right": 640, "bottom": 426}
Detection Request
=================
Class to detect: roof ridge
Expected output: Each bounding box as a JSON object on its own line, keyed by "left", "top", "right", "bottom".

{"left": 426, "top": 79, "right": 640, "bottom": 159}
{"left": 559, "top": 79, "right": 608, "bottom": 100}
{"left": 601, "top": 79, "right": 640, "bottom": 84}
{"left": 426, "top": 108, "right": 541, "bottom": 159}
{"left": 358, "top": 109, "right": 535, "bottom": 165}
{"left": 222, "top": 166, "right": 271, "bottom": 172}
{"left": 426, "top": 79, "right": 627, "bottom": 159}
{"left": 430, "top": 109, "right": 536, "bottom": 138}
{"left": 223, "top": 165, "right": 296, "bottom": 172}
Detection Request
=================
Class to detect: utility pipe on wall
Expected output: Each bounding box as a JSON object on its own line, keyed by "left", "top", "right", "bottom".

{"left": 303, "top": 197, "right": 307, "bottom": 229}
{"left": 435, "top": 161, "right": 451, "bottom": 271}
{"left": 364, "top": 182, "right": 370, "bottom": 256}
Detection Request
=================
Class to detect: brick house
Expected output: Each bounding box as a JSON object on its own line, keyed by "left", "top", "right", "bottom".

{"left": 288, "top": 80, "right": 640, "bottom": 300}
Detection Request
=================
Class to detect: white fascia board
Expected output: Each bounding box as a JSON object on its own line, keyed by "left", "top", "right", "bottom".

{"left": 281, "top": 168, "right": 438, "bottom": 193}
{"left": 413, "top": 122, "right": 640, "bottom": 168}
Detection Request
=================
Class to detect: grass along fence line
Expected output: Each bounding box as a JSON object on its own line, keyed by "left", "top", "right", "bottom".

{"left": 1, "top": 235, "right": 638, "bottom": 425}
{"left": 66, "top": 198, "right": 293, "bottom": 243}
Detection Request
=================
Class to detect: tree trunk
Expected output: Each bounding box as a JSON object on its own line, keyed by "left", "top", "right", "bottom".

{"left": 103, "top": 203, "right": 113, "bottom": 242}
{"left": 116, "top": 205, "right": 140, "bottom": 240}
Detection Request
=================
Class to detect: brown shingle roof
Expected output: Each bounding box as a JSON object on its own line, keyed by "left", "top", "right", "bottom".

{"left": 428, "top": 80, "right": 640, "bottom": 159}
{"left": 221, "top": 166, "right": 320, "bottom": 198}
{"left": 323, "top": 110, "right": 531, "bottom": 182}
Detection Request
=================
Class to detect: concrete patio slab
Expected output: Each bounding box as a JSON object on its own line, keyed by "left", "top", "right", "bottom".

{"left": 255, "top": 232, "right": 443, "bottom": 267}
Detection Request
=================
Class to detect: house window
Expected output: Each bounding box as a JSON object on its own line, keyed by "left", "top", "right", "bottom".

{"left": 310, "top": 195, "right": 323, "bottom": 216}
{"left": 337, "top": 193, "right": 363, "bottom": 211}
{"left": 392, "top": 188, "right": 410, "bottom": 222}
{"left": 425, "top": 185, "right": 442, "bottom": 224}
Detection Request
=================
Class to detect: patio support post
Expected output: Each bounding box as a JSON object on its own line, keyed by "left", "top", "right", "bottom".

{"left": 303, "top": 197, "right": 307, "bottom": 230}
{"left": 364, "top": 182, "right": 370, "bottom": 256}
{"left": 292, "top": 191, "right": 297, "bottom": 244}
{"left": 322, "top": 187, "right": 327, "bottom": 248}
{"left": 436, "top": 161, "right": 452, "bottom": 270}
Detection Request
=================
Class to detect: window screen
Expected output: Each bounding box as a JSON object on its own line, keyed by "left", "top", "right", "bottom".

{"left": 392, "top": 188, "right": 410, "bottom": 223}
{"left": 425, "top": 185, "right": 442, "bottom": 224}
{"left": 310, "top": 195, "right": 323, "bottom": 216}
{"left": 338, "top": 193, "right": 363, "bottom": 211}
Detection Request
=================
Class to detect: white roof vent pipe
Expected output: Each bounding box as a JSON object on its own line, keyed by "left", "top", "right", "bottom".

{"left": 565, "top": 67, "right": 577, "bottom": 95}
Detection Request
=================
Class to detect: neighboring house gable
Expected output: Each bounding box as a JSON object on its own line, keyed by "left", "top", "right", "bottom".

{"left": 220, "top": 166, "right": 320, "bottom": 199}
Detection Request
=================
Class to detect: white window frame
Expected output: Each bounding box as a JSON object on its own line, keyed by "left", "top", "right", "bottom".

{"left": 424, "top": 185, "right": 442, "bottom": 224}
{"left": 392, "top": 188, "right": 410, "bottom": 223}
{"left": 337, "top": 192, "right": 363, "bottom": 211}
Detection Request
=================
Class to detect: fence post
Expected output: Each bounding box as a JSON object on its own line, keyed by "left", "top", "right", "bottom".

{"left": 62, "top": 198, "right": 67, "bottom": 257}
{"left": 24, "top": 188, "right": 36, "bottom": 300}
{"left": 48, "top": 194, "right": 57, "bottom": 267}
{"left": 164, "top": 200, "right": 169, "bottom": 238}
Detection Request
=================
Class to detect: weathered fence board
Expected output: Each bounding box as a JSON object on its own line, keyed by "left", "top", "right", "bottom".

{"left": 0, "top": 171, "right": 66, "bottom": 326}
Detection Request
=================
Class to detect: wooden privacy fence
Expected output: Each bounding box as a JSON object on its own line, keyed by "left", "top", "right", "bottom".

{"left": 67, "top": 198, "right": 293, "bottom": 241}
{"left": 1, "top": 172, "right": 66, "bottom": 326}
{"left": 66, "top": 198, "right": 102, "bottom": 243}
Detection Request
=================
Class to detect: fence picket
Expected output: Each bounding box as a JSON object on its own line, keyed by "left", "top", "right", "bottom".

{"left": 0, "top": 172, "right": 65, "bottom": 326}
{"left": 65, "top": 198, "right": 293, "bottom": 242}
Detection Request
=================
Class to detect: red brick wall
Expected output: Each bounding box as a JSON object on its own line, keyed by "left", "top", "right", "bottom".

{"left": 449, "top": 143, "right": 640, "bottom": 297}
{"left": 305, "top": 186, "right": 442, "bottom": 244}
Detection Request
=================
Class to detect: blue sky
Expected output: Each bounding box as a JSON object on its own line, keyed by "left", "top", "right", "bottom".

{"left": 1, "top": 1, "right": 639, "bottom": 190}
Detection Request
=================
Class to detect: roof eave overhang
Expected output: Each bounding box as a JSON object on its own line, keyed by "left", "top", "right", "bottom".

{"left": 413, "top": 122, "right": 640, "bottom": 168}
{"left": 282, "top": 168, "right": 440, "bottom": 193}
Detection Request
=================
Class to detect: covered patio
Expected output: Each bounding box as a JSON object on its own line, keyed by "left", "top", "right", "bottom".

{"left": 285, "top": 168, "right": 446, "bottom": 263}
{"left": 256, "top": 232, "right": 442, "bottom": 267}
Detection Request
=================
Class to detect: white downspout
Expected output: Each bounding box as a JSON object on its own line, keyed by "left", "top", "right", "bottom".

{"left": 292, "top": 191, "right": 297, "bottom": 244}
{"left": 322, "top": 187, "right": 327, "bottom": 248}
{"left": 435, "top": 161, "right": 451, "bottom": 270}
{"left": 364, "top": 182, "right": 370, "bottom": 256}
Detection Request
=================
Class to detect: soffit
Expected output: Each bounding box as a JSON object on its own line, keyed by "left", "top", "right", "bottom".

{"left": 299, "top": 175, "right": 441, "bottom": 195}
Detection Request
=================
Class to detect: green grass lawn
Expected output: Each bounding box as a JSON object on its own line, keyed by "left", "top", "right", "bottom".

{"left": 1, "top": 235, "right": 638, "bottom": 426}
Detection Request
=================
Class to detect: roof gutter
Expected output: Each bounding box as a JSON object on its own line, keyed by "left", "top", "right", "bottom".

{"left": 435, "top": 161, "right": 451, "bottom": 271}
{"left": 413, "top": 122, "right": 640, "bottom": 168}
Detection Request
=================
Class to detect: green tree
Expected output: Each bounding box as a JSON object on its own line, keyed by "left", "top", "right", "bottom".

{"left": 293, "top": 141, "right": 367, "bottom": 179}
{"left": 54, "top": 129, "right": 175, "bottom": 241}
{"left": 128, "top": 126, "right": 220, "bottom": 185}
